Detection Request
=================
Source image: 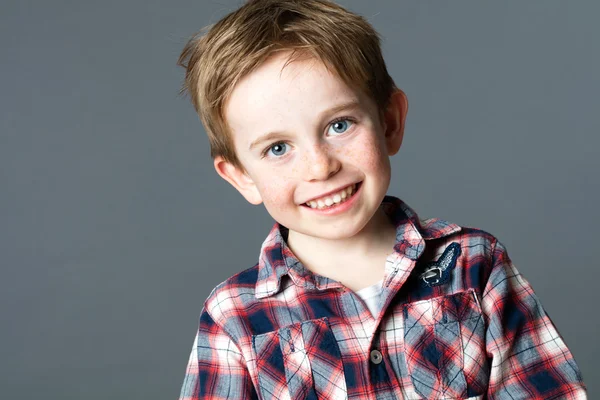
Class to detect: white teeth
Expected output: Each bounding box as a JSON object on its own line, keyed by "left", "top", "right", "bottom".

{"left": 306, "top": 183, "right": 358, "bottom": 209}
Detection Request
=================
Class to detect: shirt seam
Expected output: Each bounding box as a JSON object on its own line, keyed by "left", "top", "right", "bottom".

{"left": 204, "top": 298, "right": 250, "bottom": 366}
{"left": 482, "top": 236, "right": 499, "bottom": 300}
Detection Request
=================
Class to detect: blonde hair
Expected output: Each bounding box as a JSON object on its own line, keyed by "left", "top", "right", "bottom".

{"left": 177, "top": 0, "right": 397, "bottom": 173}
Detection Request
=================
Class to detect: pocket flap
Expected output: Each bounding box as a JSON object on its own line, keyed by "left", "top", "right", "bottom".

{"left": 404, "top": 288, "right": 482, "bottom": 325}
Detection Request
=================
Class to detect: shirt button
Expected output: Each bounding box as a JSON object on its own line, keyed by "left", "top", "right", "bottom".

{"left": 370, "top": 349, "right": 383, "bottom": 364}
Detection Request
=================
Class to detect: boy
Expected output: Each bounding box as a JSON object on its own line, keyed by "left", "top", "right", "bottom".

{"left": 177, "top": 0, "right": 587, "bottom": 398}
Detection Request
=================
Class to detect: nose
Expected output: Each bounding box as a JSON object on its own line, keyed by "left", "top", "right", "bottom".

{"left": 303, "top": 142, "right": 341, "bottom": 181}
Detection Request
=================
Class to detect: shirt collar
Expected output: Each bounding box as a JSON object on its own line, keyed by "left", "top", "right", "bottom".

{"left": 254, "top": 195, "right": 461, "bottom": 299}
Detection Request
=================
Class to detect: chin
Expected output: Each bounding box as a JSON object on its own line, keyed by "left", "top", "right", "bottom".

{"left": 302, "top": 216, "right": 372, "bottom": 240}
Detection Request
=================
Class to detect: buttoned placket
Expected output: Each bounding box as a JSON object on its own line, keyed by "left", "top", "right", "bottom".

{"left": 332, "top": 254, "right": 406, "bottom": 397}
{"left": 367, "top": 251, "right": 420, "bottom": 399}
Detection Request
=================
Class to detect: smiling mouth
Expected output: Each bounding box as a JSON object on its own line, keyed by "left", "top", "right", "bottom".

{"left": 302, "top": 181, "right": 362, "bottom": 209}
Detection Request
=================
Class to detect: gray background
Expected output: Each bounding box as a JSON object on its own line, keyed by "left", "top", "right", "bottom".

{"left": 1, "top": 0, "right": 598, "bottom": 398}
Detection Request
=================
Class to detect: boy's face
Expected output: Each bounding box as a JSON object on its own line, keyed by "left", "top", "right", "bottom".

{"left": 215, "top": 51, "right": 408, "bottom": 240}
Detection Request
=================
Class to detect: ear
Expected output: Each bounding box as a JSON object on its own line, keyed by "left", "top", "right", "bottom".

{"left": 381, "top": 89, "right": 409, "bottom": 156}
{"left": 213, "top": 156, "right": 263, "bottom": 205}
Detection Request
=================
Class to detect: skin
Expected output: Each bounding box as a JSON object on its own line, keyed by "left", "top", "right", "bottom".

{"left": 214, "top": 51, "right": 409, "bottom": 291}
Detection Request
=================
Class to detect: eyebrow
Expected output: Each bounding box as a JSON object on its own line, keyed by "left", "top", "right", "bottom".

{"left": 248, "top": 100, "right": 362, "bottom": 151}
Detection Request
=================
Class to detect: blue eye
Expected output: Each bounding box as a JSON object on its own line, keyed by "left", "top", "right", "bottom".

{"left": 263, "top": 142, "right": 288, "bottom": 158}
{"left": 329, "top": 118, "right": 353, "bottom": 135}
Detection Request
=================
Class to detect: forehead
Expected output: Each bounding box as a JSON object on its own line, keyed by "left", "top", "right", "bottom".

{"left": 223, "top": 52, "right": 373, "bottom": 148}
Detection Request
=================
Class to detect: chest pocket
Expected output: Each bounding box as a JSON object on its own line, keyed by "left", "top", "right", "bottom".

{"left": 252, "top": 317, "right": 347, "bottom": 400}
{"left": 403, "top": 289, "right": 489, "bottom": 399}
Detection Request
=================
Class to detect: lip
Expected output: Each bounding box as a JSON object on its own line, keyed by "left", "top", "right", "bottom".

{"left": 301, "top": 181, "right": 362, "bottom": 215}
{"left": 302, "top": 181, "right": 361, "bottom": 204}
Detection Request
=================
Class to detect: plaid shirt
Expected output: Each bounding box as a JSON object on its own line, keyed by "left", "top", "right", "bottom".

{"left": 179, "top": 195, "right": 587, "bottom": 399}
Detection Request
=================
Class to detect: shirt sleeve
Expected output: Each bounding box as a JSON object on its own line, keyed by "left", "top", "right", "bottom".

{"left": 178, "top": 307, "right": 259, "bottom": 400}
{"left": 481, "top": 239, "right": 587, "bottom": 399}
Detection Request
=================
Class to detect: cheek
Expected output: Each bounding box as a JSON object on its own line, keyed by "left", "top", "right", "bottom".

{"left": 338, "top": 135, "right": 388, "bottom": 172}
{"left": 257, "top": 179, "right": 296, "bottom": 212}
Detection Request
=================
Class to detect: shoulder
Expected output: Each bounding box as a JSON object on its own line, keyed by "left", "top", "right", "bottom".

{"left": 200, "top": 263, "right": 263, "bottom": 337}
{"left": 419, "top": 216, "right": 505, "bottom": 288}
{"left": 203, "top": 263, "right": 261, "bottom": 315}
{"left": 421, "top": 215, "right": 499, "bottom": 249}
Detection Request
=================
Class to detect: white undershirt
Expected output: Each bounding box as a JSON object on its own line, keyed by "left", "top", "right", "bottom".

{"left": 354, "top": 279, "right": 384, "bottom": 318}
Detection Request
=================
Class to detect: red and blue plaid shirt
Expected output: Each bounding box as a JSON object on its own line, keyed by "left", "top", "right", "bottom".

{"left": 179, "top": 195, "right": 587, "bottom": 399}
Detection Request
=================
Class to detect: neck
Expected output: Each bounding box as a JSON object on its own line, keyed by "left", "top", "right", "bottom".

{"left": 285, "top": 207, "right": 398, "bottom": 282}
